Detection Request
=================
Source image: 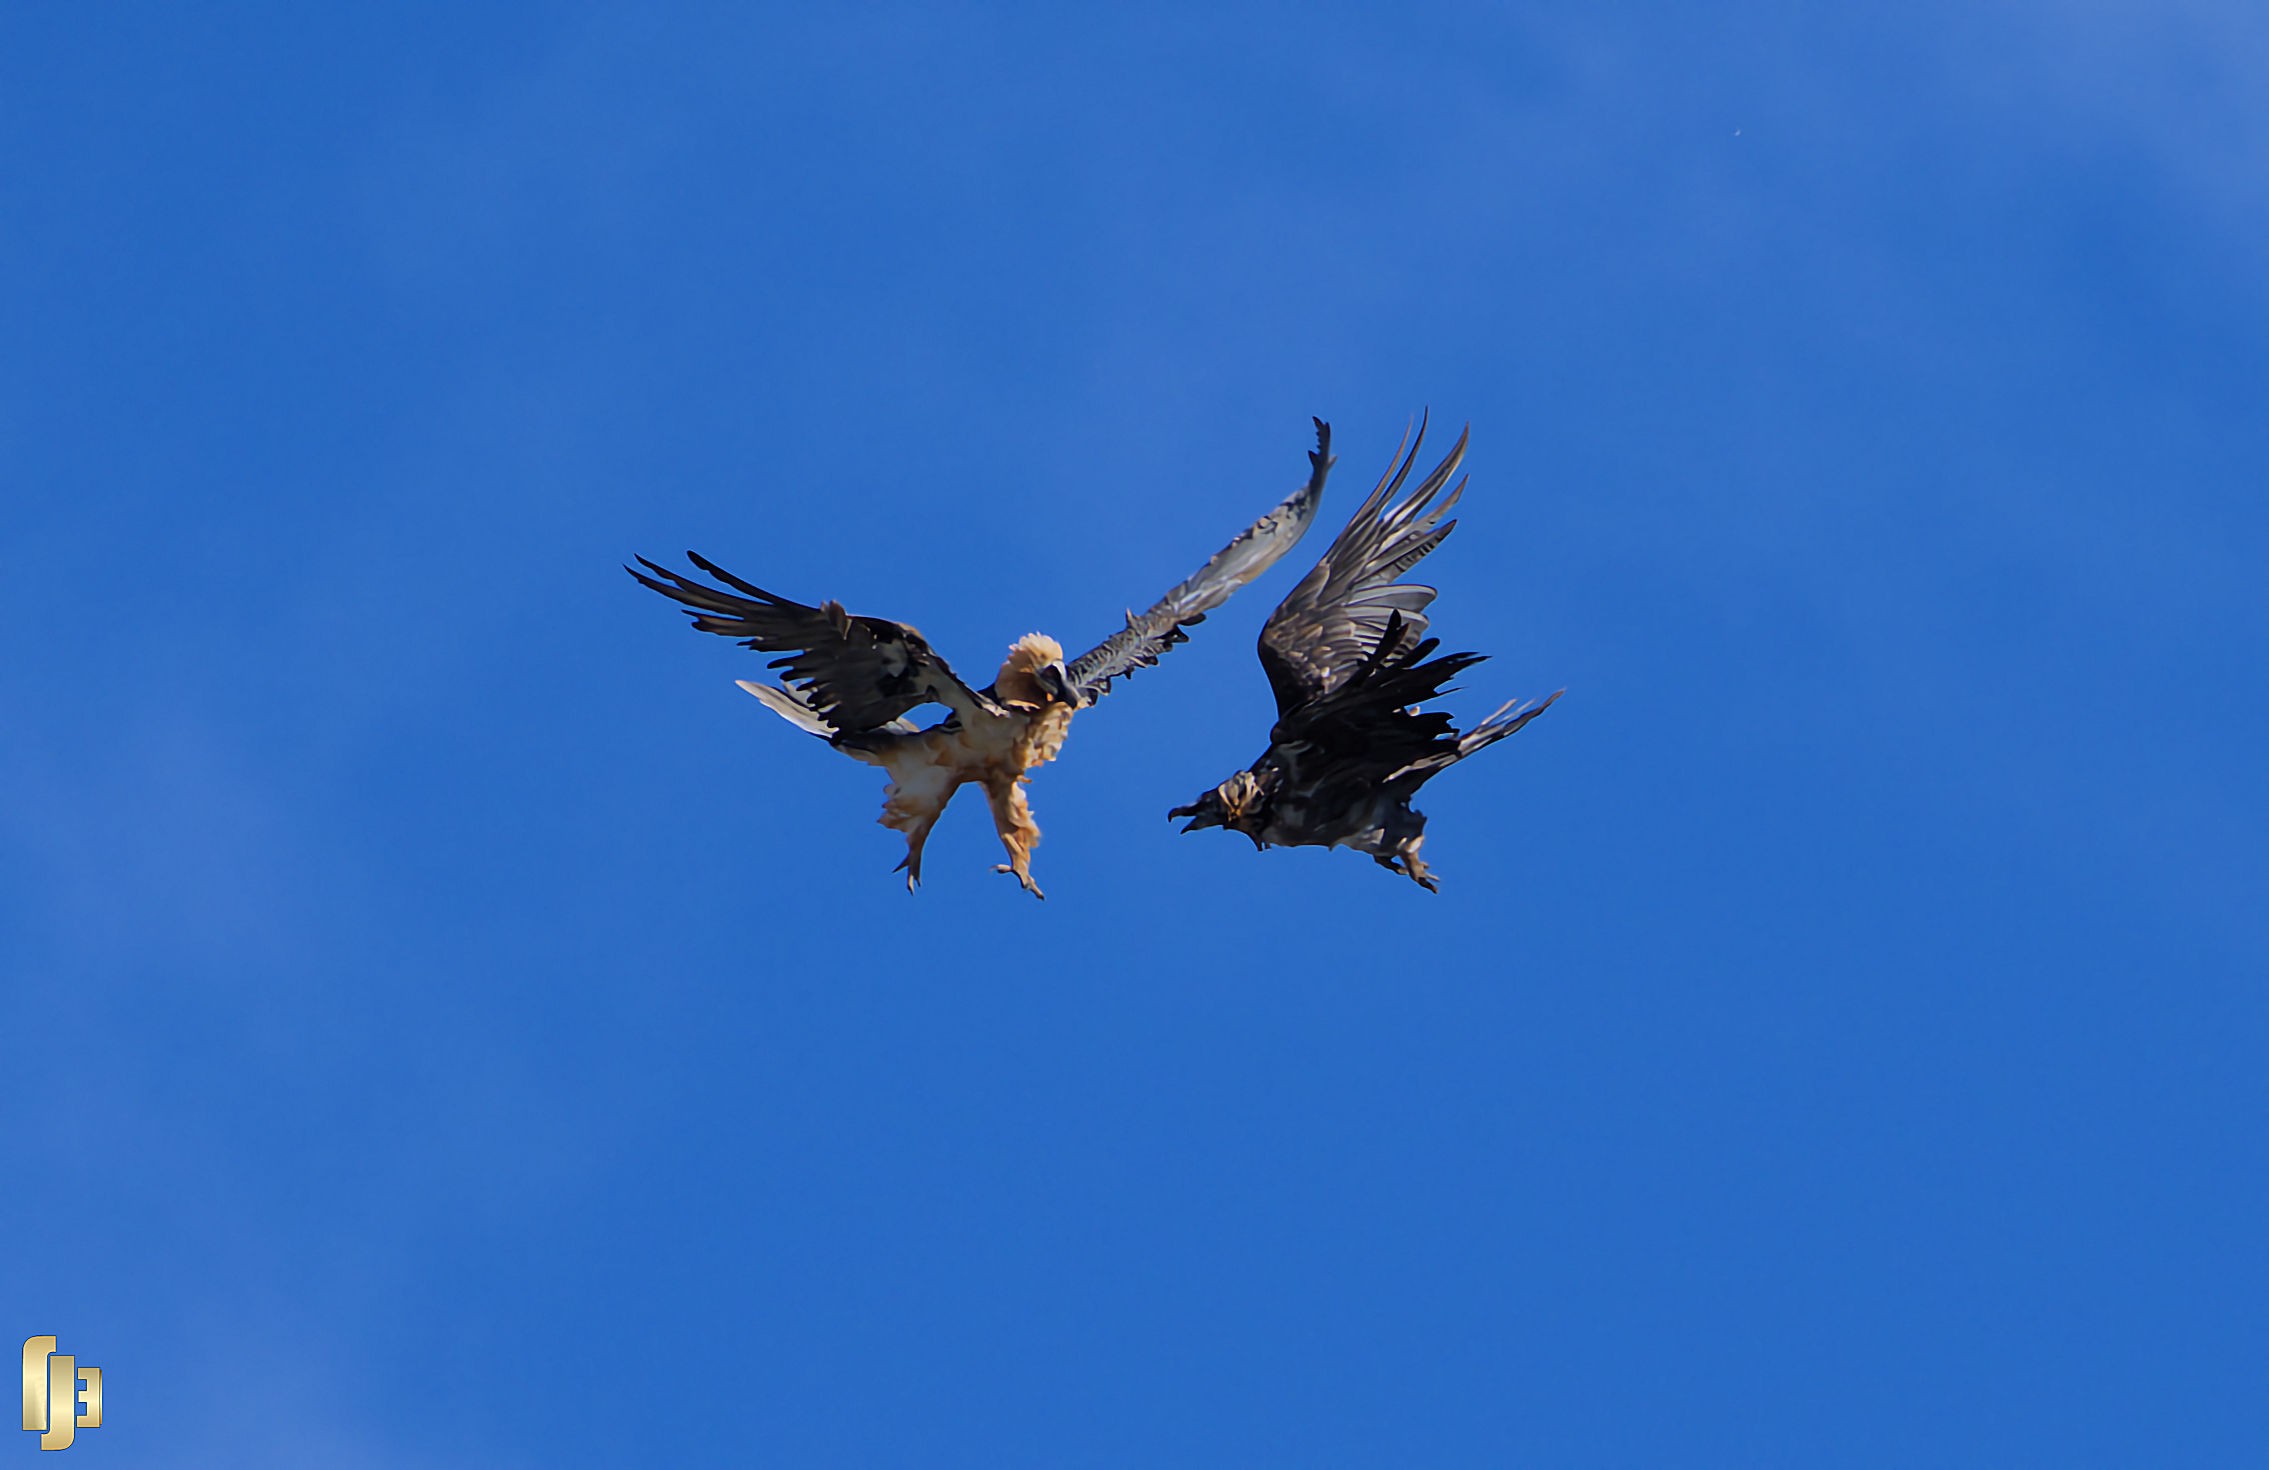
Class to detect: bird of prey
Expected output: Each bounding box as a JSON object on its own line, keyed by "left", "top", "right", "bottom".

{"left": 628, "top": 428, "right": 1330, "bottom": 897}
{"left": 1167, "top": 416, "right": 1560, "bottom": 891}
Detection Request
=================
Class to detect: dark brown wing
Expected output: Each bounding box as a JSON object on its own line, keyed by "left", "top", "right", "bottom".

{"left": 626, "top": 552, "right": 990, "bottom": 732}
{"left": 1272, "top": 613, "right": 1478, "bottom": 773}
{"left": 1257, "top": 413, "right": 1468, "bottom": 718}
{"left": 1271, "top": 614, "right": 1556, "bottom": 808}
{"left": 1062, "top": 419, "right": 1332, "bottom": 705}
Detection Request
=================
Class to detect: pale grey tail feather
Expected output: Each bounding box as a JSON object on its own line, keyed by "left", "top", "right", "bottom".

{"left": 1386, "top": 688, "right": 1561, "bottom": 784}
{"left": 736, "top": 680, "right": 924, "bottom": 742}
{"left": 737, "top": 680, "right": 841, "bottom": 737}
{"left": 1458, "top": 688, "right": 1562, "bottom": 757}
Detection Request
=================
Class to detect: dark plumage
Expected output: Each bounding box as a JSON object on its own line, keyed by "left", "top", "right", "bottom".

{"left": 1168, "top": 415, "right": 1559, "bottom": 891}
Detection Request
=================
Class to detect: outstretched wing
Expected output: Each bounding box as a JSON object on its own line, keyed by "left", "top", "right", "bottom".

{"left": 1270, "top": 610, "right": 1555, "bottom": 791}
{"left": 1273, "top": 612, "right": 1478, "bottom": 773}
{"left": 626, "top": 552, "right": 990, "bottom": 732}
{"left": 1062, "top": 419, "right": 1332, "bottom": 705}
{"left": 1257, "top": 413, "right": 1468, "bottom": 718}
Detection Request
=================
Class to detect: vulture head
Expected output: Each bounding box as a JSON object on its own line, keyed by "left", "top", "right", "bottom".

{"left": 993, "top": 633, "right": 1080, "bottom": 710}
{"left": 1168, "top": 769, "right": 1268, "bottom": 846}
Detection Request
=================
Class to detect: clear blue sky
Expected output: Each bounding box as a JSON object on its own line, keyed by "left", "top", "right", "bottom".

{"left": 6, "top": 4, "right": 2265, "bottom": 1465}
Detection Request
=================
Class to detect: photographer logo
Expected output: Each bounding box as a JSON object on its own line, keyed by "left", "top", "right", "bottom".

{"left": 19, "top": 1338, "right": 102, "bottom": 1452}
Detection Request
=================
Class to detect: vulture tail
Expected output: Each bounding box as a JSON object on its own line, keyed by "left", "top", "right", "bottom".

{"left": 1385, "top": 688, "right": 1562, "bottom": 785}
{"left": 1456, "top": 689, "right": 1562, "bottom": 759}
{"left": 736, "top": 680, "right": 839, "bottom": 738}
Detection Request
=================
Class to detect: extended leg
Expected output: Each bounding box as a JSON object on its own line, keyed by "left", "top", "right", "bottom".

{"left": 1397, "top": 835, "right": 1439, "bottom": 893}
{"left": 982, "top": 779, "right": 1046, "bottom": 900}
{"left": 889, "top": 808, "right": 943, "bottom": 892}
{"left": 877, "top": 767, "right": 957, "bottom": 894}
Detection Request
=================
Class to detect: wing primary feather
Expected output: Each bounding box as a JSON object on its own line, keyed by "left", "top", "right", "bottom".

{"left": 1063, "top": 419, "right": 1332, "bottom": 704}
{"left": 628, "top": 552, "right": 987, "bottom": 732}
{"left": 1256, "top": 413, "right": 1476, "bottom": 717}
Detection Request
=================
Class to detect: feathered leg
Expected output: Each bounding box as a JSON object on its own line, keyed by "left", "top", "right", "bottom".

{"left": 876, "top": 757, "right": 960, "bottom": 893}
{"left": 982, "top": 778, "right": 1046, "bottom": 900}
{"left": 888, "top": 808, "right": 944, "bottom": 892}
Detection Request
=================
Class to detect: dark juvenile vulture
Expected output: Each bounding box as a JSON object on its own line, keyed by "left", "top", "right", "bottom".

{"left": 629, "top": 427, "right": 1330, "bottom": 897}
{"left": 1168, "top": 416, "right": 1560, "bottom": 890}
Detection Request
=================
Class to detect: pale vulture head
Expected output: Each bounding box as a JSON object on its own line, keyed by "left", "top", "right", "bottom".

{"left": 993, "top": 632, "right": 1079, "bottom": 710}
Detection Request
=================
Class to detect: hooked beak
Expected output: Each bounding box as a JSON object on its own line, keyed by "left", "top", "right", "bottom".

{"left": 1167, "top": 799, "right": 1220, "bottom": 833}
{"left": 1036, "top": 661, "right": 1083, "bottom": 708}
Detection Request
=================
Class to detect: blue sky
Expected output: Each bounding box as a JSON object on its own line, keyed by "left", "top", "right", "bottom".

{"left": 5, "top": 4, "right": 2265, "bottom": 1464}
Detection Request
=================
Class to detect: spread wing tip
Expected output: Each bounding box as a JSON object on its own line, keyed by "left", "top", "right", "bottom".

{"left": 1063, "top": 417, "right": 1339, "bottom": 702}
{"left": 1256, "top": 414, "right": 1488, "bottom": 715}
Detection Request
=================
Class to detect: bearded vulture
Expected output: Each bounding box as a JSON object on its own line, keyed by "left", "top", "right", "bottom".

{"left": 629, "top": 426, "right": 1330, "bottom": 897}
{"left": 1167, "top": 415, "right": 1560, "bottom": 890}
